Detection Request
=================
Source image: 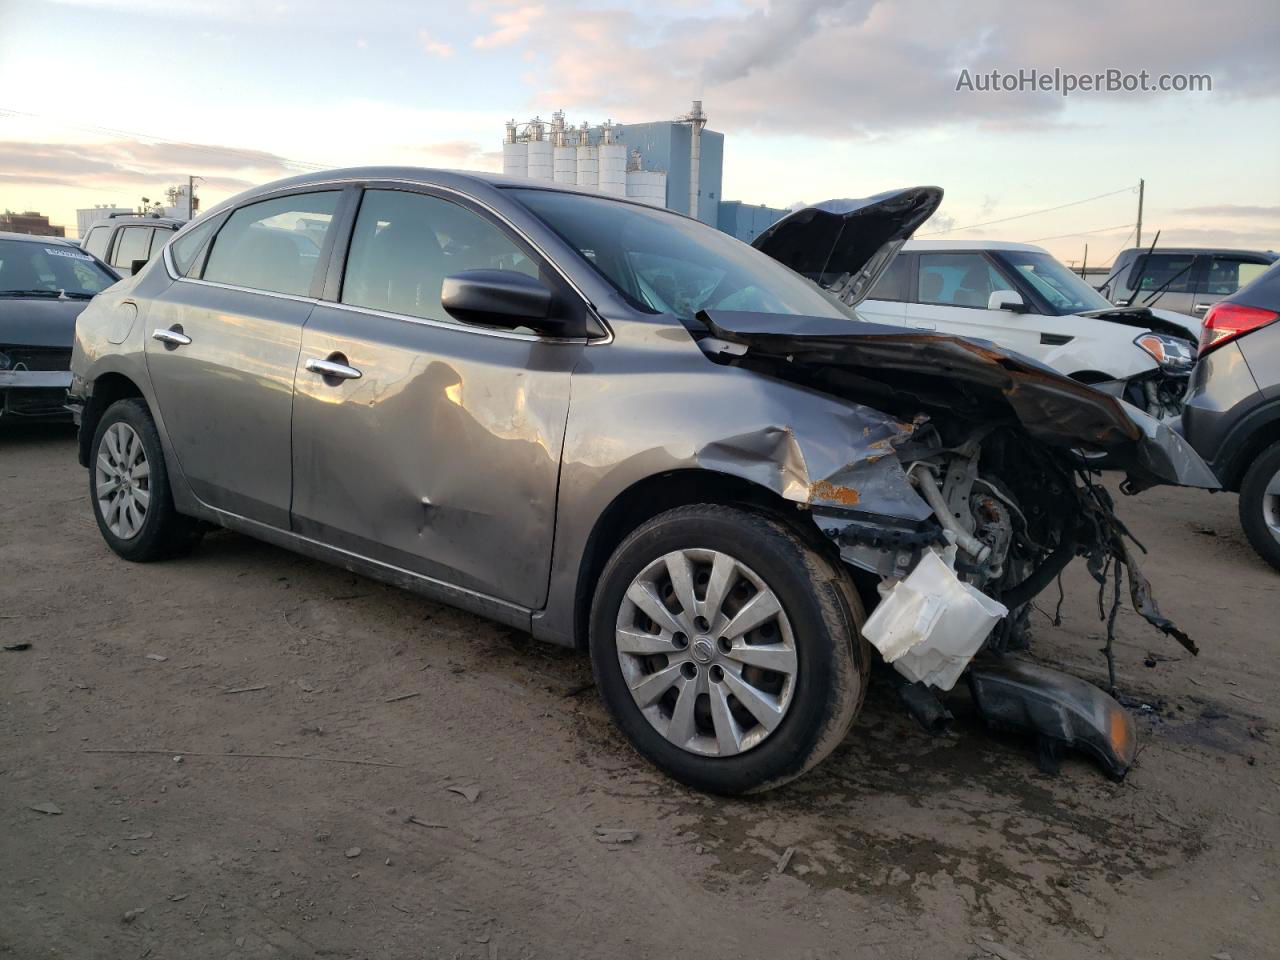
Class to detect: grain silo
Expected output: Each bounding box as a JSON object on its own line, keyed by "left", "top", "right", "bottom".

{"left": 501, "top": 120, "right": 527, "bottom": 178}
{"left": 575, "top": 121, "right": 598, "bottom": 189}
{"left": 598, "top": 120, "right": 626, "bottom": 197}
{"left": 526, "top": 118, "right": 552, "bottom": 181}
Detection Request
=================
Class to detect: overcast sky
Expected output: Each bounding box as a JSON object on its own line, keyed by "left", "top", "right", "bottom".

{"left": 1, "top": 0, "right": 1276, "bottom": 262}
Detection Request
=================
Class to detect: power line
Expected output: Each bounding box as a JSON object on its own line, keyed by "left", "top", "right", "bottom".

{"left": 919, "top": 185, "right": 1136, "bottom": 236}
{"left": 0, "top": 106, "right": 331, "bottom": 172}
{"left": 1022, "top": 222, "right": 1134, "bottom": 244}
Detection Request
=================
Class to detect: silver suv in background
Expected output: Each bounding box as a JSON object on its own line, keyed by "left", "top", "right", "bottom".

{"left": 1102, "top": 247, "right": 1277, "bottom": 319}
{"left": 80, "top": 215, "right": 184, "bottom": 277}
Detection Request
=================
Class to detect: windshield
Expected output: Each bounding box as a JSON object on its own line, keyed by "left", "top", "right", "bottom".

{"left": 994, "top": 249, "right": 1112, "bottom": 316}
{"left": 508, "top": 188, "right": 850, "bottom": 324}
{"left": 0, "top": 239, "right": 117, "bottom": 299}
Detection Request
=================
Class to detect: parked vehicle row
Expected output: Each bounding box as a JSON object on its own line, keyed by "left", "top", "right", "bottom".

{"left": 68, "top": 170, "right": 1217, "bottom": 794}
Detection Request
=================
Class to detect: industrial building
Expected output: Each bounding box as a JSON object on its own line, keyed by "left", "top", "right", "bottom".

{"left": 501, "top": 101, "right": 789, "bottom": 243}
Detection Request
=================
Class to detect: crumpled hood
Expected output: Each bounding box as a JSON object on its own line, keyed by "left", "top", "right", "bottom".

{"left": 698, "top": 308, "right": 1220, "bottom": 490}
{"left": 0, "top": 297, "right": 86, "bottom": 347}
{"left": 751, "top": 187, "right": 943, "bottom": 306}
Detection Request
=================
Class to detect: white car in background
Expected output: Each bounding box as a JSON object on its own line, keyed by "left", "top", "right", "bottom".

{"left": 858, "top": 239, "right": 1200, "bottom": 420}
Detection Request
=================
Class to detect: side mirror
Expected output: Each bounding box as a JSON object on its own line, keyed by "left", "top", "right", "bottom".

{"left": 987, "top": 289, "right": 1027, "bottom": 313}
{"left": 130, "top": 259, "right": 149, "bottom": 275}
{"left": 441, "top": 270, "right": 559, "bottom": 332}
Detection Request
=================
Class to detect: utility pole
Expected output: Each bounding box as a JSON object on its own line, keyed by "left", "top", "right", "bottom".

{"left": 1135, "top": 178, "right": 1144, "bottom": 248}
{"left": 1081, "top": 243, "right": 1088, "bottom": 278}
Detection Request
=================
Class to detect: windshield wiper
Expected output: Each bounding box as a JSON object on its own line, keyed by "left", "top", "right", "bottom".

{"left": 0, "top": 289, "right": 65, "bottom": 298}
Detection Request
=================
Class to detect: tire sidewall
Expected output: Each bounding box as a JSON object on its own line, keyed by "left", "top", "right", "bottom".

{"left": 1239, "top": 441, "right": 1280, "bottom": 571}
{"left": 590, "top": 507, "right": 861, "bottom": 795}
{"left": 90, "top": 399, "right": 173, "bottom": 561}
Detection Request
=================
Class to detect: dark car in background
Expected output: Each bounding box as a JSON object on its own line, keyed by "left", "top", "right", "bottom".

{"left": 80, "top": 215, "right": 183, "bottom": 277}
{"left": 0, "top": 232, "right": 119, "bottom": 419}
{"left": 1182, "top": 261, "right": 1280, "bottom": 570}
{"left": 1103, "top": 247, "right": 1277, "bottom": 320}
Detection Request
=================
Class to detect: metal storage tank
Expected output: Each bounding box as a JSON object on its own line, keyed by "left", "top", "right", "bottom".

{"left": 598, "top": 122, "right": 625, "bottom": 197}
{"left": 553, "top": 143, "right": 577, "bottom": 184}
{"left": 525, "top": 119, "right": 552, "bottom": 181}
{"left": 626, "top": 170, "right": 667, "bottom": 208}
{"left": 501, "top": 120, "right": 527, "bottom": 178}
{"left": 575, "top": 122, "right": 598, "bottom": 190}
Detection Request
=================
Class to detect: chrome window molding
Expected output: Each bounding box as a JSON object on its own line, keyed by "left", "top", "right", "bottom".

{"left": 176, "top": 274, "right": 320, "bottom": 305}
{"left": 167, "top": 176, "right": 614, "bottom": 345}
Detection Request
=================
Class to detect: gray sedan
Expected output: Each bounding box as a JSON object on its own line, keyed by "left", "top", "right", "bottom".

{"left": 69, "top": 169, "right": 1216, "bottom": 793}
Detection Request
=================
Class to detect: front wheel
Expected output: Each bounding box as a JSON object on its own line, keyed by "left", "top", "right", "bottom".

{"left": 589, "top": 504, "right": 869, "bottom": 795}
{"left": 1238, "top": 440, "right": 1280, "bottom": 572}
{"left": 90, "top": 398, "right": 201, "bottom": 562}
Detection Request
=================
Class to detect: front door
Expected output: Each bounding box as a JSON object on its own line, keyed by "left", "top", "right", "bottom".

{"left": 144, "top": 190, "right": 342, "bottom": 527}
{"left": 289, "top": 187, "right": 583, "bottom": 608}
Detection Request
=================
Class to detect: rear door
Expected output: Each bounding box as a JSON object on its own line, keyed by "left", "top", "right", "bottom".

{"left": 289, "top": 185, "right": 584, "bottom": 607}
{"left": 144, "top": 189, "right": 344, "bottom": 527}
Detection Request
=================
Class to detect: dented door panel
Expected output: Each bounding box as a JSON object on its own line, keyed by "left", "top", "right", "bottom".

{"left": 290, "top": 303, "right": 579, "bottom": 608}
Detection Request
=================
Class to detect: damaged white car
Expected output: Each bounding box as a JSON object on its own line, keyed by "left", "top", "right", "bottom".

{"left": 69, "top": 170, "right": 1218, "bottom": 795}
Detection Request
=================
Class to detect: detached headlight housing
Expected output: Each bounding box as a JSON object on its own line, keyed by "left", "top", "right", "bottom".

{"left": 1134, "top": 332, "right": 1196, "bottom": 372}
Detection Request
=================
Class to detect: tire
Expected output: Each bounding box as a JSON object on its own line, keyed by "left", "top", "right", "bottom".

{"left": 89, "top": 398, "right": 201, "bottom": 562}
{"left": 589, "top": 504, "right": 870, "bottom": 795}
{"left": 1238, "top": 440, "right": 1280, "bottom": 572}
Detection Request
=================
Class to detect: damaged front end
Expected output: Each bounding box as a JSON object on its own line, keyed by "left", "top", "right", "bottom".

{"left": 695, "top": 304, "right": 1217, "bottom": 777}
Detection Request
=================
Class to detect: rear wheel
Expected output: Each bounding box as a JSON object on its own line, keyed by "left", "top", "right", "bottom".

{"left": 589, "top": 504, "right": 869, "bottom": 795}
{"left": 90, "top": 398, "right": 201, "bottom": 562}
{"left": 1238, "top": 440, "right": 1280, "bottom": 572}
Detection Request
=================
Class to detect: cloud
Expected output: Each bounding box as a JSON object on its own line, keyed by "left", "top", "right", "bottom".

{"left": 1174, "top": 204, "right": 1280, "bottom": 218}
{"left": 0, "top": 140, "right": 294, "bottom": 195}
{"left": 418, "top": 30, "right": 453, "bottom": 57}
{"left": 472, "top": 3, "right": 544, "bottom": 49}
{"left": 516, "top": 0, "right": 1280, "bottom": 138}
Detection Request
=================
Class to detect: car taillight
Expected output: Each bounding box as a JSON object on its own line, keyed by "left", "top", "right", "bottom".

{"left": 1199, "top": 302, "right": 1279, "bottom": 355}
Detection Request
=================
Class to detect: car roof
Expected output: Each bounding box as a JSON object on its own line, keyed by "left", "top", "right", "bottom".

{"left": 204, "top": 166, "right": 692, "bottom": 221}
{"left": 1116, "top": 246, "right": 1278, "bottom": 259}
{"left": 0, "top": 231, "right": 80, "bottom": 245}
{"left": 902, "top": 238, "right": 1050, "bottom": 254}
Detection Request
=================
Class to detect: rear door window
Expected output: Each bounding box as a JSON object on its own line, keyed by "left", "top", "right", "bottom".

{"left": 148, "top": 227, "right": 173, "bottom": 260}
{"left": 867, "top": 255, "right": 909, "bottom": 302}
{"left": 917, "top": 253, "right": 1008, "bottom": 308}
{"left": 1202, "top": 256, "right": 1270, "bottom": 297}
{"left": 202, "top": 192, "right": 339, "bottom": 297}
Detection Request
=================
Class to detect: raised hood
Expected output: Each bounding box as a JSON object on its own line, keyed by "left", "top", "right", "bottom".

{"left": 751, "top": 187, "right": 943, "bottom": 306}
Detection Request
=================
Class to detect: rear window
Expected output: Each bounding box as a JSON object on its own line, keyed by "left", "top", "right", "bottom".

{"left": 82, "top": 225, "right": 111, "bottom": 260}
{"left": 202, "top": 192, "right": 338, "bottom": 297}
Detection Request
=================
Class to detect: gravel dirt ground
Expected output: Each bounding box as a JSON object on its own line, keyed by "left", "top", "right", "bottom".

{"left": 2, "top": 423, "right": 1277, "bottom": 960}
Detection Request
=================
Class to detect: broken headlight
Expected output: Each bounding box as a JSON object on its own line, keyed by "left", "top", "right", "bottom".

{"left": 1133, "top": 332, "right": 1195, "bottom": 372}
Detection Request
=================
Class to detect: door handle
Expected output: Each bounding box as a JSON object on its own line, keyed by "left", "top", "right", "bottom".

{"left": 1194, "top": 303, "right": 1212, "bottom": 314}
{"left": 151, "top": 327, "right": 191, "bottom": 346}
{"left": 305, "top": 357, "right": 362, "bottom": 381}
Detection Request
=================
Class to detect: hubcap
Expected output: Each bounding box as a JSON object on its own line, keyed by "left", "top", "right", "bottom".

{"left": 615, "top": 548, "right": 798, "bottom": 757}
{"left": 95, "top": 422, "right": 150, "bottom": 540}
{"left": 1264, "top": 467, "right": 1280, "bottom": 544}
